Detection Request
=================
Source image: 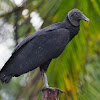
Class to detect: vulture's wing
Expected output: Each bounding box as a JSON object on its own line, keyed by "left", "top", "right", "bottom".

{"left": 12, "top": 23, "right": 61, "bottom": 54}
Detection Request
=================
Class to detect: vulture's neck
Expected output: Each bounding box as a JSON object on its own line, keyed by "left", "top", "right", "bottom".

{"left": 63, "top": 16, "right": 80, "bottom": 40}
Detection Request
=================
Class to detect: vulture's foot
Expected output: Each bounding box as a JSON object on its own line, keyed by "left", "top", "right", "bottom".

{"left": 42, "top": 86, "right": 66, "bottom": 94}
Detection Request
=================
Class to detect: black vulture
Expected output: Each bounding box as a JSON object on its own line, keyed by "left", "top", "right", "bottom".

{"left": 0, "top": 9, "right": 89, "bottom": 89}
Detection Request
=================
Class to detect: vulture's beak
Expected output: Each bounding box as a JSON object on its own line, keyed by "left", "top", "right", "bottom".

{"left": 81, "top": 14, "right": 90, "bottom": 23}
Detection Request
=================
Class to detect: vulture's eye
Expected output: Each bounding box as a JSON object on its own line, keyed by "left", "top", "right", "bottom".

{"left": 71, "top": 14, "right": 74, "bottom": 17}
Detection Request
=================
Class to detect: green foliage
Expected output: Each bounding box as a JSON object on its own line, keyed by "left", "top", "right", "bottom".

{"left": 0, "top": 0, "right": 100, "bottom": 100}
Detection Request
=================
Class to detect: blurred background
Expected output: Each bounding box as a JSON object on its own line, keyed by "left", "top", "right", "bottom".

{"left": 0, "top": 0, "right": 100, "bottom": 100}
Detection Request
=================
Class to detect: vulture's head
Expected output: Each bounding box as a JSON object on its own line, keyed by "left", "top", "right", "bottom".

{"left": 68, "top": 9, "right": 90, "bottom": 26}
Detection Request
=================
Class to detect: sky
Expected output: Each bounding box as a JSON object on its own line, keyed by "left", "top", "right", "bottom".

{"left": 11, "top": 0, "right": 24, "bottom": 6}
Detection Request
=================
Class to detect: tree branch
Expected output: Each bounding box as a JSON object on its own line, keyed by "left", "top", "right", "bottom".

{"left": 42, "top": 88, "right": 60, "bottom": 100}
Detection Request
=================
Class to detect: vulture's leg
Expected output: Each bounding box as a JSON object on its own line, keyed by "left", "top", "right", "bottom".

{"left": 41, "top": 70, "right": 65, "bottom": 94}
{"left": 41, "top": 70, "right": 49, "bottom": 87}
{"left": 40, "top": 60, "right": 65, "bottom": 94}
{"left": 40, "top": 60, "right": 51, "bottom": 88}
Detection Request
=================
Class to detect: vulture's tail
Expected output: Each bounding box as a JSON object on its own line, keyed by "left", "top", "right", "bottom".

{"left": 0, "top": 71, "right": 12, "bottom": 83}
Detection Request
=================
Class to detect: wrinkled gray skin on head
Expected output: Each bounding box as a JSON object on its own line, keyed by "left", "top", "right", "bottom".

{"left": 68, "top": 9, "right": 90, "bottom": 26}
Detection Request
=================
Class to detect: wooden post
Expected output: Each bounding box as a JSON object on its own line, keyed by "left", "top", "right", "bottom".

{"left": 42, "top": 88, "right": 65, "bottom": 100}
